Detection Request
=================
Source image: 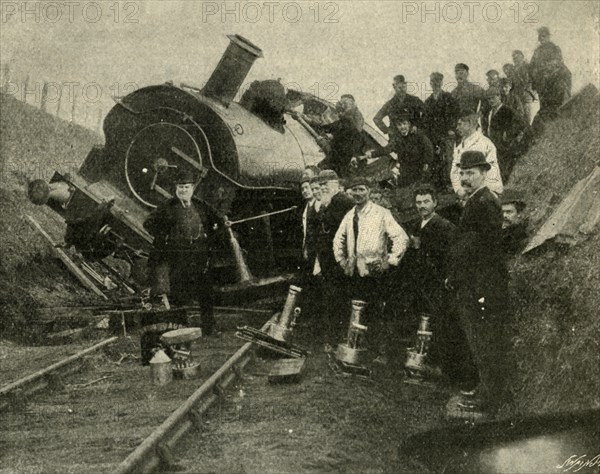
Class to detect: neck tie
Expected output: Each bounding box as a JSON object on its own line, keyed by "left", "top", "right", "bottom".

{"left": 353, "top": 210, "right": 360, "bottom": 256}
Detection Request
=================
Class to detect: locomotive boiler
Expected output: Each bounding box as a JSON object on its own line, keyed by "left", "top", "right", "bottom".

{"left": 28, "top": 34, "right": 392, "bottom": 288}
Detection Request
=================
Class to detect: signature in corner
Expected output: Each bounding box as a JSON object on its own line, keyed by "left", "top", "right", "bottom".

{"left": 557, "top": 454, "right": 600, "bottom": 472}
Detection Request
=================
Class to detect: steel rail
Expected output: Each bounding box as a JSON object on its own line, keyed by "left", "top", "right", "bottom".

{"left": 115, "top": 314, "right": 277, "bottom": 474}
{"left": 0, "top": 337, "right": 118, "bottom": 411}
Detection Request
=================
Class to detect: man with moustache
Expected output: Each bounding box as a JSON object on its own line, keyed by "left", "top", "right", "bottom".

{"left": 450, "top": 111, "right": 503, "bottom": 199}
{"left": 143, "top": 169, "right": 221, "bottom": 335}
{"left": 314, "top": 170, "right": 355, "bottom": 338}
{"left": 333, "top": 177, "right": 409, "bottom": 359}
{"left": 406, "top": 186, "right": 479, "bottom": 387}
{"left": 501, "top": 190, "right": 529, "bottom": 255}
{"left": 446, "top": 151, "right": 512, "bottom": 417}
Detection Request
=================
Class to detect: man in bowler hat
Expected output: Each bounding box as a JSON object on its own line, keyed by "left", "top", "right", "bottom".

{"left": 447, "top": 151, "right": 513, "bottom": 417}
{"left": 143, "top": 168, "right": 222, "bottom": 335}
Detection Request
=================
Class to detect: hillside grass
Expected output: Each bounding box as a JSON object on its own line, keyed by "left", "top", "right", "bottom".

{"left": 0, "top": 93, "right": 103, "bottom": 340}
{"left": 507, "top": 92, "right": 600, "bottom": 414}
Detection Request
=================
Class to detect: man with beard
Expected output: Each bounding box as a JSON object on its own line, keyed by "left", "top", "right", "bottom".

{"left": 314, "top": 170, "right": 355, "bottom": 339}
{"left": 373, "top": 75, "right": 425, "bottom": 140}
{"left": 447, "top": 151, "right": 513, "bottom": 418}
{"left": 365, "top": 110, "right": 434, "bottom": 187}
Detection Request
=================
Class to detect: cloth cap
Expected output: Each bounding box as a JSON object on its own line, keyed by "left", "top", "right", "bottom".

{"left": 391, "top": 108, "right": 413, "bottom": 124}
{"left": 455, "top": 63, "right": 469, "bottom": 72}
{"left": 501, "top": 189, "right": 526, "bottom": 206}
{"left": 317, "top": 169, "right": 339, "bottom": 183}
{"left": 537, "top": 26, "right": 550, "bottom": 36}
{"left": 458, "top": 151, "right": 491, "bottom": 170}
{"left": 430, "top": 72, "right": 444, "bottom": 81}
{"left": 394, "top": 75, "right": 406, "bottom": 84}
{"left": 175, "top": 169, "right": 198, "bottom": 185}
{"left": 346, "top": 176, "right": 371, "bottom": 189}
{"left": 300, "top": 168, "right": 316, "bottom": 184}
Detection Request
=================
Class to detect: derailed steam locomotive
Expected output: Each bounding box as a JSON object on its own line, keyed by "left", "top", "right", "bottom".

{"left": 27, "top": 34, "right": 393, "bottom": 287}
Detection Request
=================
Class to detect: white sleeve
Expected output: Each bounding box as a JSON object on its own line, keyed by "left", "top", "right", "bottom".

{"left": 333, "top": 212, "right": 350, "bottom": 263}
{"left": 450, "top": 145, "right": 462, "bottom": 193}
{"left": 484, "top": 141, "right": 504, "bottom": 195}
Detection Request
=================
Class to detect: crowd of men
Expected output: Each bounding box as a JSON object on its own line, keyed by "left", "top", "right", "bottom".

{"left": 143, "top": 26, "right": 565, "bottom": 419}
{"left": 308, "top": 26, "right": 571, "bottom": 188}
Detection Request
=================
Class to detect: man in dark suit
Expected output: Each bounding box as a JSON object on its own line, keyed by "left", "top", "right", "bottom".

{"left": 483, "top": 86, "right": 529, "bottom": 183}
{"left": 407, "top": 186, "right": 478, "bottom": 386}
{"left": 447, "top": 151, "right": 513, "bottom": 417}
{"left": 143, "top": 169, "right": 222, "bottom": 335}
{"left": 423, "top": 72, "right": 460, "bottom": 188}
{"left": 314, "top": 169, "right": 355, "bottom": 338}
{"left": 373, "top": 75, "right": 425, "bottom": 140}
{"left": 366, "top": 110, "right": 434, "bottom": 187}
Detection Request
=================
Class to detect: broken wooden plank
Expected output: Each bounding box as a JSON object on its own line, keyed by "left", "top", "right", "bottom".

{"left": 24, "top": 214, "right": 108, "bottom": 300}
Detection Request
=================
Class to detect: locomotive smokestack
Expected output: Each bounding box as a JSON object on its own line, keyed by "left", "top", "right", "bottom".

{"left": 202, "top": 34, "right": 263, "bottom": 106}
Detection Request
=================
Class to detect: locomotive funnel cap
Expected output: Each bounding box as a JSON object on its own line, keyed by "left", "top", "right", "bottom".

{"left": 175, "top": 169, "right": 198, "bottom": 185}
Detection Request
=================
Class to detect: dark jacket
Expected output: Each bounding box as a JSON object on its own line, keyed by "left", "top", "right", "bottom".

{"left": 482, "top": 104, "right": 528, "bottom": 156}
{"left": 373, "top": 93, "right": 425, "bottom": 135}
{"left": 315, "top": 191, "right": 354, "bottom": 276}
{"left": 409, "top": 213, "right": 456, "bottom": 287}
{"left": 423, "top": 91, "right": 460, "bottom": 145}
{"left": 449, "top": 187, "right": 507, "bottom": 308}
{"left": 322, "top": 117, "right": 364, "bottom": 175}
{"left": 530, "top": 41, "right": 563, "bottom": 91}
{"left": 144, "top": 197, "right": 222, "bottom": 263}
{"left": 372, "top": 130, "right": 434, "bottom": 185}
{"left": 502, "top": 221, "right": 528, "bottom": 255}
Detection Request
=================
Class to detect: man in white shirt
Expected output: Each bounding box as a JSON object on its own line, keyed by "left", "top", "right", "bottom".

{"left": 333, "top": 177, "right": 409, "bottom": 298}
{"left": 450, "top": 111, "right": 503, "bottom": 199}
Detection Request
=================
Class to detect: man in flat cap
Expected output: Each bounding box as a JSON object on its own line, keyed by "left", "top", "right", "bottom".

{"left": 530, "top": 26, "right": 564, "bottom": 93}
{"left": 451, "top": 63, "right": 486, "bottom": 115}
{"left": 373, "top": 75, "right": 425, "bottom": 140}
{"left": 423, "top": 72, "right": 460, "bottom": 188}
{"left": 144, "top": 168, "right": 222, "bottom": 334}
{"left": 366, "top": 110, "right": 434, "bottom": 187}
{"left": 333, "top": 176, "right": 409, "bottom": 357}
{"left": 501, "top": 189, "right": 529, "bottom": 255}
{"left": 319, "top": 95, "right": 365, "bottom": 176}
{"left": 447, "top": 151, "right": 513, "bottom": 418}
{"left": 483, "top": 86, "right": 529, "bottom": 182}
{"left": 511, "top": 50, "right": 538, "bottom": 125}
{"left": 450, "top": 110, "right": 503, "bottom": 198}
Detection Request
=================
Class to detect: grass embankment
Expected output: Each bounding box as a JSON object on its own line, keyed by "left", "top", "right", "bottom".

{"left": 0, "top": 93, "right": 103, "bottom": 341}
{"left": 508, "top": 92, "right": 600, "bottom": 414}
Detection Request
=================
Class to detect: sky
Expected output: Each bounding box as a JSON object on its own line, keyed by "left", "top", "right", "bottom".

{"left": 1, "top": 0, "right": 599, "bottom": 130}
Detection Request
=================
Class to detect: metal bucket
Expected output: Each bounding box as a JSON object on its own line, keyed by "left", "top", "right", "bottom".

{"left": 149, "top": 350, "right": 173, "bottom": 386}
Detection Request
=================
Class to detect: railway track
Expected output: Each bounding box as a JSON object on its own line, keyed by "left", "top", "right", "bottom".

{"left": 0, "top": 311, "right": 277, "bottom": 473}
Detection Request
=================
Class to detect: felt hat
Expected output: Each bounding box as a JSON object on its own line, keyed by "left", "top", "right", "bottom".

{"left": 317, "top": 169, "right": 340, "bottom": 183}
{"left": 458, "top": 151, "right": 491, "bottom": 170}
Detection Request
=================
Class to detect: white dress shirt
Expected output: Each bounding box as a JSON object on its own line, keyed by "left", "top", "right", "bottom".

{"left": 450, "top": 130, "right": 504, "bottom": 196}
{"left": 333, "top": 201, "right": 409, "bottom": 277}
